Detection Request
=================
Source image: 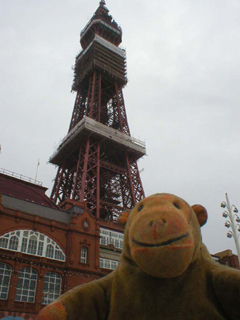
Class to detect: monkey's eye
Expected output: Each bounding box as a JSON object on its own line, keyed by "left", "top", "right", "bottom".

{"left": 173, "top": 203, "right": 180, "bottom": 209}
{"left": 138, "top": 205, "right": 144, "bottom": 212}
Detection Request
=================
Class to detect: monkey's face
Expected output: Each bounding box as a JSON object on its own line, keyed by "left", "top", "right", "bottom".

{"left": 123, "top": 194, "right": 207, "bottom": 278}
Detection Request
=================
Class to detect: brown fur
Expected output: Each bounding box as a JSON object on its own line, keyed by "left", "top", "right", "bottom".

{"left": 37, "top": 193, "right": 240, "bottom": 320}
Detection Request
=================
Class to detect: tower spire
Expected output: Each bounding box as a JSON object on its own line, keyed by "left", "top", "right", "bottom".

{"left": 100, "top": 0, "right": 106, "bottom": 6}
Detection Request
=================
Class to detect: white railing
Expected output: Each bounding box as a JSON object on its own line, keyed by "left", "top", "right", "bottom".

{"left": 80, "top": 19, "right": 122, "bottom": 37}
{"left": 0, "top": 168, "right": 43, "bottom": 186}
{"left": 51, "top": 116, "right": 145, "bottom": 158}
{"left": 89, "top": 117, "right": 145, "bottom": 148}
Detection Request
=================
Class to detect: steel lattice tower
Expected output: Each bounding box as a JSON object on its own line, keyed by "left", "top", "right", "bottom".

{"left": 50, "top": 1, "right": 146, "bottom": 220}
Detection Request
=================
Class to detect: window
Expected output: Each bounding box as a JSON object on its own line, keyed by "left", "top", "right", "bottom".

{"left": 111, "top": 261, "right": 117, "bottom": 269}
{"left": 100, "top": 228, "right": 124, "bottom": 250}
{"left": 0, "top": 234, "right": 9, "bottom": 249}
{"left": 46, "top": 244, "right": 54, "bottom": 259}
{"left": 100, "top": 237, "right": 106, "bottom": 246}
{"left": 21, "top": 237, "right": 28, "bottom": 253}
{"left": 55, "top": 249, "right": 65, "bottom": 261}
{"left": 80, "top": 247, "right": 87, "bottom": 264}
{"left": 0, "top": 263, "right": 12, "bottom": 300}
{"left": 9, "top": 236, "right": 19, "bottom": 251}
{"left": 0, "top": 230, "right": 66, "bottom": 262}
{"left": 27, "top": 235, "right": 37, "bottom": 255}
{"left": 38, "top": 241, "right": 44, "bottom": 256}
{"left": 99, "top": 258, "right": 118, "bottom": 270}
{"left": 42, "top": 272, "right": 62, "bottom": 305}
{"left": 105, "top": 259, "right": 110, "bottom": 269}
{"left": 15, "top": 267, "right": 37, "bottom": 303}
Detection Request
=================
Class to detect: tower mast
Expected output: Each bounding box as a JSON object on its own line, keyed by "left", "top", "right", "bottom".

{"left": 49, "top": 1, "right": 145, "bottom": 220}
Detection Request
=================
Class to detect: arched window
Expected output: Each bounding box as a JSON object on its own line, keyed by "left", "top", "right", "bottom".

{"left": 0, "top": 230, "right": 66, "bottom": 262}
{"left": 80, "top": 247, "right": 88, "bottom": 264}
{"left": 0, "top": 263, "right": 12, "bottom": 300}
{"left": 0, "top": 231, "right": 21, "bottom": 250}
{"left": 27, "top": 235, "right": 37, "bottom": 255}
{"left": 9, "top": 236, "right": 19, "bottom": 251}
{"left": 15, "top": 267, "right": 38, "bottom": 303}
{"left": 42, "top": 272, "right": 62, "bottom": 305}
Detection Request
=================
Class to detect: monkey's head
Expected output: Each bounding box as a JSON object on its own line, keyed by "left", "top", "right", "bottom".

{"left": 118, "top": 193, "right": 208, "bottom": 278}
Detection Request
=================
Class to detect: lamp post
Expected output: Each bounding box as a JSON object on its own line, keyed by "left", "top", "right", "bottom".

{"left": 221, "top": 193, "right": 240, "bottom": 265}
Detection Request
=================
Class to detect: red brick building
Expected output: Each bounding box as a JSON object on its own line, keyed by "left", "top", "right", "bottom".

{"left": 0, "top": 171, "right": 124, "bottom": 319}
{"left": 212, "top": 250, "right": 239, "bottom": 269}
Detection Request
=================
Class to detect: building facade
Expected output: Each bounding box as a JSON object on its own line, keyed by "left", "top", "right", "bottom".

{"left": 212, "top": 250, "right": 239, "bottom": 269}
{"left": 0, "top": 171, "right": 125, "bottom": 319}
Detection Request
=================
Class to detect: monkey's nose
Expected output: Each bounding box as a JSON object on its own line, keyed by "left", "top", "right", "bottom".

{"left": 149, "top": 219, "right": 166, "bottom": 228}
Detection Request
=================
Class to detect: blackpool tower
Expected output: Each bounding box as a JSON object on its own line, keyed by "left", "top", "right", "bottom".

{"left": 49, "top": 0, "right": 146, "bottom": 220}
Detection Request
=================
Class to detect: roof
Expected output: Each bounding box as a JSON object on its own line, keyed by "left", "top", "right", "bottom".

{"left": 80, "top": 0, "right": 122, "bottom": 49}
{"left": 214, "top": 249, "right": 233, "bottom": 259}
{"left": 1, "top": 194, "right": 71, "bottom": 224}
{"left": 0, "top": 173, "right": 59, "bottom": 209}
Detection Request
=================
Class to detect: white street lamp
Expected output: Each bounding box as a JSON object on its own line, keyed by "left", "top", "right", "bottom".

{"left": 221, "top": 193, "right": 240, "bottom": 265}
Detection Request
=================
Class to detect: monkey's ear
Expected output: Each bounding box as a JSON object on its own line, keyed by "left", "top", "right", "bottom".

{"left": 118, "top": 210, "right": 130, "bottom": 226}
{"left": 191, "top": 204, "right": 208, "bottom": 227}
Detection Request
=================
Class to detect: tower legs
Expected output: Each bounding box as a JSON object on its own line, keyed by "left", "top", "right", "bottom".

{"left": 51, "top": 71, "right": 145, "bottom": 218}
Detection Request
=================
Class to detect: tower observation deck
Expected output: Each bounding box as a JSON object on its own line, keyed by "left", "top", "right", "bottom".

{"left": 50, "top": 0, "right": 146, "bottom": 220}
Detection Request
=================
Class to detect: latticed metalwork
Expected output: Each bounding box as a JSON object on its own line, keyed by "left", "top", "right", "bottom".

{"left": 69, "top": 75, "right": 130, "bottom": 135}
{"left": 50, "top": 1, "right": 145, "bottom": 219}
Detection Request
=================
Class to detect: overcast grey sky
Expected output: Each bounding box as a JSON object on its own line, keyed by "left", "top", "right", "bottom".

{"left": 1, "top": 0, "right": 240, "bottom": 256}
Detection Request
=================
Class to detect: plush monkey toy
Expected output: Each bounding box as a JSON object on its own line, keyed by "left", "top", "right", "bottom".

{"left": 37, "top": 193, "right": 240, "bottom": 320}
